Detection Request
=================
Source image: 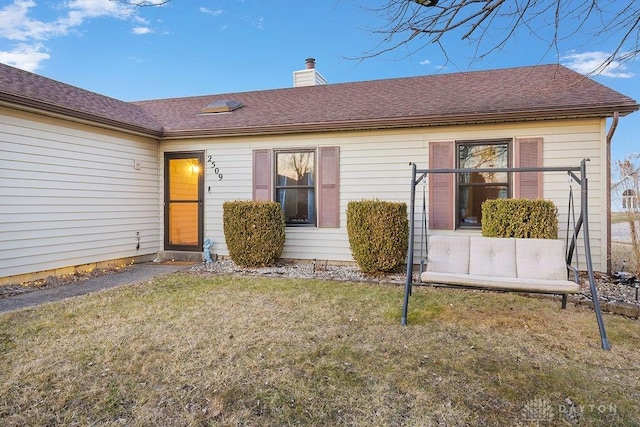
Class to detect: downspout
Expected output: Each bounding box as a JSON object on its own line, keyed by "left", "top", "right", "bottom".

{"left": 606, "top": 112, "right": 620, "bottom": 274}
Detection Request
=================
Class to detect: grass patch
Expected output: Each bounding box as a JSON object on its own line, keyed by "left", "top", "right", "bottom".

{"left": 1, "top": 273, "right": 639, "bottom": 426}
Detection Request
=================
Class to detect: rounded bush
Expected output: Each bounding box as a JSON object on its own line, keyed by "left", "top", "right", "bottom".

{"left": 346, "top": 200, "right": 409, "bottom": 273}
{"left": 223, "top": 201, "right": 285, "bottom": 267}
{"left": 481, "top": 199, "right": 558, "bottom": 239}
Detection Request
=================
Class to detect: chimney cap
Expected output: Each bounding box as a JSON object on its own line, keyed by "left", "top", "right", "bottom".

{"left": 305, "top": 58, "right": 316, "bottom": 69}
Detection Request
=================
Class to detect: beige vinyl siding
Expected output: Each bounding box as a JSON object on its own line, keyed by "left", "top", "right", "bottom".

{"left": 0, "top": 107, "right": 160, "bottom": 279}
{"left": 292, "top": 69, "right": 327, "bottom": 87}
{"left": 161, "top": 131, "right": 426, "bottom": 262}
{"left": 162, "top": 117, "right": 608, "bottom": 272}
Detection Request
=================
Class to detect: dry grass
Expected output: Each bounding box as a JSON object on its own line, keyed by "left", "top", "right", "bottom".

{"left": 611, "top": 212, "right": 640, "bottom": 224}
{"left": 612, "top": 242, "right": 639, "bottom": 274}
{"left": 1, "top": 273, "right": 639, "bottom": 426}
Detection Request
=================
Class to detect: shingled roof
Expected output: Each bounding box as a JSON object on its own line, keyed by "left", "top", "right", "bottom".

{"left": 0, "top": 63, "right": 162, "bottom": 135}
{"left": 1, "top": 62, "right": 637, "bottom": 139}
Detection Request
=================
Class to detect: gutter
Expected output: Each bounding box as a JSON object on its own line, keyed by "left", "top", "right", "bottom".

{"left": 159, "top": 106, "right": 639, "bottom": 139}
{"left": 0, "top": 95, "right": 163, "bottom": 138}
{"left": 606, "top": 111, "right": 620, "bottom": 274}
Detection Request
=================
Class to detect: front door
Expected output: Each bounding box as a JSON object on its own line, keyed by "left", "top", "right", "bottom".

{"left": 164, "top": 152, "right": 204, "bottom": 251}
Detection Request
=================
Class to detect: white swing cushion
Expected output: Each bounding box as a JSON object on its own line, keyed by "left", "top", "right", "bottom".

{"left": 425, "top": 236, "right": 470, "bottom": 274}
{"left": 421, "top": 235, "right": 580, "bottom": 294}
{"left": 516, "top": 238, "right": 568, "bottom": 280}
{"left": 468, "top": 237, "right": 517, "bottom": 278}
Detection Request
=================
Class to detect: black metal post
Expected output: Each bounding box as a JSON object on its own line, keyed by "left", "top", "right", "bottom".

{"left": 402, "top": 163, "right": 418, "bottom": 326}
{"left": 580, "top": 159, "right": 611, "bottom": 350}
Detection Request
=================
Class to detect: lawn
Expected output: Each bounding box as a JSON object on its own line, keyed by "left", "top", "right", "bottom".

{"left": 611, "top": 212, "right": 640, "bottom": 224}
{"left": 1, "top": 273, "right": 639, "bottom": 426}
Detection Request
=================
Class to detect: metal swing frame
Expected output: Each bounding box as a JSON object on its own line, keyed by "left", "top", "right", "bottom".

{"left": 401, "top": 158, "right": 611, "bottom": 351}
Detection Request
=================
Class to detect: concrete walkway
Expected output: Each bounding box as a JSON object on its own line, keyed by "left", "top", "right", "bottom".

{"left": 0, "top": 262, "right": 194, "bottom": 314}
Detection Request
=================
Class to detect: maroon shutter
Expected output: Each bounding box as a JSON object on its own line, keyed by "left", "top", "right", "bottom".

{"left": 514, "top": 137, "right": 543, "bottom": 199}
{"left": 429, "top": 141, "right": 454, "bottom": 230}
{"left": 318, "top": 146, "right": 340, "bottom": 228}
{"left": 252, "top": 149, "right": 272, "bottom": 201}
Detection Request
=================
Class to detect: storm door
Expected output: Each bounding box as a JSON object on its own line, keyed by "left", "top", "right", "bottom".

{"left": 164, "top": 152, "right": 204, "bottom": 251}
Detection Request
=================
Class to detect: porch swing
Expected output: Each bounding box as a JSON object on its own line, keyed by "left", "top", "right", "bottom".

{"left": 401, "top": 158, "right": 611, "bottom": 350}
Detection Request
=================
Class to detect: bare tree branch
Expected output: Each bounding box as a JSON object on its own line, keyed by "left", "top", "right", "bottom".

{"left": 615, "top": 155, "right": 640, "bottom": 277}
{"left": 111, "top": 0, "right": 640, "bottom": 75}
{"left": 358, "top": 0, "right": 640, "bottom": 75}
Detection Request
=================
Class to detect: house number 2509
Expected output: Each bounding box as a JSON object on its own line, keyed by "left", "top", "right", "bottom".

{"left": 207, "top": 156, "right": 224, "bottom": 181}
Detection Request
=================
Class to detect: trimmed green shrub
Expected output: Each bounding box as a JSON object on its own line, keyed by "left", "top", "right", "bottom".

{"left": 481, "top": 199, "right": 558, "bottom": 239}
{"left": 223, "top": 201, "right": 285, "bottom": 267}
{"left": 346, "top": 200, "right": 409, "bottom": 273}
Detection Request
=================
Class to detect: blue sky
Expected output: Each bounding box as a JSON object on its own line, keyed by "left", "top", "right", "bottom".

{"left": 0, "top": 0, "right": 638, "bottom": 164}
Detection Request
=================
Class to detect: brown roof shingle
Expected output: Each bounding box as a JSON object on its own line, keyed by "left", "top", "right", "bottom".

{"left": 1, "top": 62, "right": 637, "bottom": 138}
{"left": 133, "top": 64, "right": 638, "bottom": 138}
{"left": 0, "top": 62, "right": 163, "bottom": 135}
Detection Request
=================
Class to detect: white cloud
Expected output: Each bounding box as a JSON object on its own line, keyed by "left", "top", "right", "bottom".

{"left": 200, "top": 7, "right": 224, "bottom": 18}
{"left": 0, "top": 43, "right": 50, "bottom": 72}
{"left": 0, "top": 0, "right": 154, "bottom": 71}
{"left": 561, "top": 51, "right": 635, "bottom": 78}
{"left": 255, "top": 16, "right": 264, "bottom": 30}
{"left": 65, "top": 0, "right": 134, "bottom": 20}
{"left": 240, "top": 14, "right": 265, "bottom": 30}
{"left": 0, "top": 0, "right": 67, "bottom": 41}
{"left": 133, "top": 27, "right": 152, "bottom": 35}
{"left": 419, "top": 59, "right": 448, "bottom": 72}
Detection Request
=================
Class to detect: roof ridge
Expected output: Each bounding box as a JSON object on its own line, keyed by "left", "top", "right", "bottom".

{"left": 133, "top": 64, "right": 568, "bottom": 104}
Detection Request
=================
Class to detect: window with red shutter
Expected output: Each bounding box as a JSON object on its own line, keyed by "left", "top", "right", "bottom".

{"left": 428, "top": 137, "right": 543, "bottom": 230}
{"left": 252, "top": 146, "right": 339, "bottom": 228}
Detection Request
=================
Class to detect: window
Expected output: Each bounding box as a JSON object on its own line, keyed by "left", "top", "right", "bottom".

{"left": 252, "top": 147, "right": 340, "bottom": 228}
{"left": 276, "top": 150, "right": 316, "bottom": 225}
{"left": 457, "top": 141, "right": 510, "bottom": 227}
{"left": 429, "top": 138, "right": 541, "bottom": 231}
{"left": 623, "top": 189, "right": 638, "bottom": 210}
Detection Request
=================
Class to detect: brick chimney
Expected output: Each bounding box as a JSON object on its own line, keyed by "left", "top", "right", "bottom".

{"left": 293, "top": 58, "right": 327, "bottom": 87}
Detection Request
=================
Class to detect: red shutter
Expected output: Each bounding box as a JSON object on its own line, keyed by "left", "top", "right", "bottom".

{"left": 318, "top": 146, "right": 340, "bottom": 228}
{"left": 429, "top": 141, "right": 454, "bottom": 230}
{"left": 252, "top": 149, "right": 272, "bottom": 201}
{"left": 514, "top": 137, "right": 543, "bottom": 199}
